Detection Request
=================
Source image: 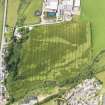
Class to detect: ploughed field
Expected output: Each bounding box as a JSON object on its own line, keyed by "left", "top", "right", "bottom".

{"left": 7, "top": 21, "right": 91, "bottom": 102}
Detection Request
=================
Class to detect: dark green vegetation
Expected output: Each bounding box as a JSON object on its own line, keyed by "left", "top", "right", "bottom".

{"left": 7, "top": 0, "right": 43, "bottom": 27}
{"left": 81, "top": 0, "right": 105, "bottom": 55}
{"left": 6, "top": 21, "right": 91, "bottom": 103}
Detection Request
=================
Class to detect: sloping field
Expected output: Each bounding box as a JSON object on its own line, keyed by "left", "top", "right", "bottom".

{"left": 7, "top": 21, "right": 91, "bottom": 102}
{"left": 19, "top": 22, "right": 91, "bottom": 80}
{"left": 81, "top": 0, "right": 105, "bottom": 55}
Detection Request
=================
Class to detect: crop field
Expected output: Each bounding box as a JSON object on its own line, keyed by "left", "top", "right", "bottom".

{"left": 7, "top": 21, "right": 91, "bottom": 102}
{"left": 81, "top": 0, "right": 105, "bottom": 55}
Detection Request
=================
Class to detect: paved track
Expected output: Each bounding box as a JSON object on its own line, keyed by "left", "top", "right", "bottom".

{"left": 0, "top": 0, "right": 8, "bottom": 104}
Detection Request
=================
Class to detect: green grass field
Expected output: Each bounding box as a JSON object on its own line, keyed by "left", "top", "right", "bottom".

{"left": 6, "top": 21, "right": 91, "bottom": 102}
{"left": 7, "top": 0, "right": 20, "bottom": 27}
{"left": 42, "top": 100, "right": 57, "bottom": 105}
{"left": 96, "top": 71, "right": 105, "bottom": 94}
{"left": 81, "top": 0, "right": 105, "bottom": 101}
{"left": 81, "top": 0, "right": 105, "bottom": 55}
{"left": 18, "top": 0, "right": 43, "bottom": 24}
{"left": 94, "top": 51, "right": 105, "bottom": 95}
{"left": 7, "top": 0, "right": 42, "bottom": 27}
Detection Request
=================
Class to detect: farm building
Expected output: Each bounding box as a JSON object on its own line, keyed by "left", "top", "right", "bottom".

{"left": 57, "top": 0, "right": 74, "bottom": 20}
{"left": 43, "top": 0, "right": 80, "bottom": 19}
{"left": 44, "top": 0, "right": 59, "bottom": 17}
{"left": 62, "top": 0, "right": 73, "bottom": 11}
{"left": 72, "top": 0, "right": 80, "bottom": 15}
{"left": 74, "top": 0, "right": 80, "bottom": 7}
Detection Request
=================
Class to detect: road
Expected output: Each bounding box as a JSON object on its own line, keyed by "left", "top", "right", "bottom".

{"left": 0, "top": 0, "right": 8, "bottom": 104}
{"left": 0, "top": 0, "right": 7, "bottom": 52}
{"left": 17, "top": 20, "right": 64, "bottom": 29}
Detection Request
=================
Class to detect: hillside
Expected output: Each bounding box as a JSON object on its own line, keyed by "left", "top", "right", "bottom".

{"left": 6, "top": 21, "right": 91, "bottom": 102}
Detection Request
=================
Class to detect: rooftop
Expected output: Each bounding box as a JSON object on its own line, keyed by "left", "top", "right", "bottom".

{"left": 45, "top": 0, "right": 58, "bottom": 10}
{"left": 74, "top": 0, "right": 80, "bottom": 7}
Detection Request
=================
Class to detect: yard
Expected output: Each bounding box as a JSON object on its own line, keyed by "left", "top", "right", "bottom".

{"left": 81, "top": 0, "right": 105, "bottom": 55}
{"left": 6, "top": 21, "right": 91, "bottom": 103}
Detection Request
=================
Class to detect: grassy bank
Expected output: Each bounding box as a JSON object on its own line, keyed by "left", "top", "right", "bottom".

{"left": 81, "top": 0, "right": 105, "bottom": 55}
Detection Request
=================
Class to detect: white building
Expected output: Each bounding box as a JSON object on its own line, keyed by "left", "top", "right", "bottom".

{"left": 44, "top": 0, "right": 58, "bottom": 12}
{"left": 72, "top": 0, "right": 80, "bottom": 15}
{"left": 62, "top": 0, "right": 74, "bottom": 10}
{"left": 14, "top": 28, "right": 22, "bottom": 39}
{"left": 62, "top": 0, "right": 73, "bottom": 20}
{"left": 74, "top": 0, "right": 80, "bottom": 7}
